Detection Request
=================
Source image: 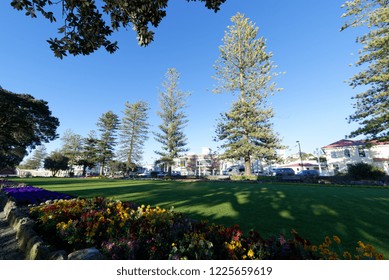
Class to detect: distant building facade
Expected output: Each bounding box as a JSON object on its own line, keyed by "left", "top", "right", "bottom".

{"left": 322, "top": 139, "right": 389, "bottom": 175}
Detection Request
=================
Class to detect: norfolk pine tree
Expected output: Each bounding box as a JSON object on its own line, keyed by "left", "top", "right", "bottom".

{"left": 213, "top": 13, "right": 283, "bottom": 175}
{"left": 96, "top": 111, "right": 120, "bottom": 176}
{"left": 78, "top": 131, "right": 100, "bottom": 177}
{"left": 154, "top": 68, "right": 189, "bottom": 177}
{"left": 341, "top": 0, "right": 389, "bottom": 141}
{"left": 19, "top": 145, "right": 47, "bottom": 170}
{"left": 119, "top": 101, "right": 150, "bottom": 174}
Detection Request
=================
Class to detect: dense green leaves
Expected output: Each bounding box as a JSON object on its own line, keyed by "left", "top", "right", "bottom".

{"left": 43, "top": 151, "right": 70, "bottom": 177}
{"left": 0, "top": 88, "right": 59, "bottom": 169}
{"left": 9, "top": 0, "right": 226, "bottom": 58}
{"left": 213, "top": 13, "right": 283, "bottom": 175}
{"left": 342, "top": 0, "right": 389, "bottom": 141}
{"left": 154, "top": 68, "right": 189, "bottom": 176}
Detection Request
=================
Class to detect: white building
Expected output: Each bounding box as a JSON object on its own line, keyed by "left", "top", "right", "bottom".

{"left": 322, "top": 139, "right": 389, "bottom": 175}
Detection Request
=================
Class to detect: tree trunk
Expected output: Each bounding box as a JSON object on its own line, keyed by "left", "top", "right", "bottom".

{"left": 244, "top": 157, "right": 251, "bottom": 176}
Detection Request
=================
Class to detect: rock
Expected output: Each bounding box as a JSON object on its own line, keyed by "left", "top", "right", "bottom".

{"left": 49, "top": 250, "right": 68, "bottom": 260}
{"left": 68, "top": 248, "right": 106, "bottom": 260}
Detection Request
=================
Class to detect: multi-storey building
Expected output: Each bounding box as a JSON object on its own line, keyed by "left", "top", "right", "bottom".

{"left": 322, "top": 139, "right": 389, "bottom": 175}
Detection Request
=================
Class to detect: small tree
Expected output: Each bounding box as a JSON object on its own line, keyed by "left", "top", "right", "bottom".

{"left": 213, "top": 13, "right": 283, "bottom": 175}
{"left": 44, "top": 151, "right": 69, "bottom": 177}
{"left": 154, "top": 68, "right": 189, "bottom": 177}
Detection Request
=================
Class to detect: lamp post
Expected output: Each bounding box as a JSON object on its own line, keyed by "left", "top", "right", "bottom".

{"left": 296, "top": 141, "right": 304, "bottom": 171}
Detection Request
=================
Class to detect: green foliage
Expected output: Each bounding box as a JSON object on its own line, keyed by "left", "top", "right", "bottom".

{"left": 341, "top": 0, "right": 389, "bottom": 141}
{"left": 154, "top": 68, "right": 189, "bottom": 176}
{"left": 230, "top": 175, "right": 258, "bottom": 181}
{"left": 78, "top": 130, "right": 100, "bottom": 176}
{"left": 43, "top": 151, "right": 69, "bottom": 177}
{"left": 96, "top": 111, "right": 120, "bottom": 176}
{"left": 119, "top": 101, "right": 150, "bottom": 173}
{"left": 9, "top": 0, "right": 226, "bottom": 58}
{"left": 60, "top": 129, "right": 83, "bottom": 170}
{"left": 347, "top": 162, "right": 386, "bottom": 180}
{"left": 213, "top": 13, "right": 283, "bottom": 175}
{"left": 19, "top": 145, "right": 47, "bottom": 170}
{"left": 0, "top": 88, "right": 59, "bottom": 170}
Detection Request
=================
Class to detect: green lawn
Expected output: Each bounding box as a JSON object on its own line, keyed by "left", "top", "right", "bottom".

{"left": 10, "top": 177, "right": 389, "bottom": 258}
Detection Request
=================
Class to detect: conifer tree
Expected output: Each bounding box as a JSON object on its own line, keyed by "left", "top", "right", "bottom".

{"left": 119, "top": 101, "right": 150, "bottom": 173}
{"left": 78, "top": 131, "right": 100, "bottom": 176}
{"left": 154, "top": 68, "right": 189, "bottom": 177}
{"left": 96, "top": 111, "right": 120, "bottom": 176}
{"left": 20, "top": 145, "right": 47, "bottom": 170}
{"left": 213, "top": 13, "right": 283, "bottom": 175}
{"left": 341, "top": 0, "right": 389, "bottom": 141}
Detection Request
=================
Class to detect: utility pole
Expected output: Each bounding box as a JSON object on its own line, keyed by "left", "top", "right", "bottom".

{"left": 314, "top": 148, "right": 322, "bottom": 175}
{"left": 296, "top": 141, "right": 304, "bottom": 171}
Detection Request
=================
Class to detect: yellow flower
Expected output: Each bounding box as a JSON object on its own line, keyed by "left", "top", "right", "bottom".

{"left": 247, "top": 249, "right": 255, "bottom": 258}
{"left": 357, "top": 241, "right": 365, "bottom": 250}
{"left": 333, "top": 235, "right": 341, "bottom": 245}
{"left": 343, "top": 251, "right": 352, "bottom": 260}
{"left": 311, "top": 245, "right": 318, "bottom": 252}
{"left": 324, "top": 236, "right": 332, "bottom": 245}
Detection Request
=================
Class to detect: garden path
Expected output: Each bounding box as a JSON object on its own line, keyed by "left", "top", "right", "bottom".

{"left": 0, "top": 210, "right": 25, "bottom": 260}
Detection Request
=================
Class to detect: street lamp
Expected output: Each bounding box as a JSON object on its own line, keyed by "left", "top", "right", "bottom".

{"left": 296, "top": 141, "right": 304, "bottom": 171}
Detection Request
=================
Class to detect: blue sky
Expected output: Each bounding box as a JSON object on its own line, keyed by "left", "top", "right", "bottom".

{"left": 1, "top": 0, "right": 365, "bottom": 164}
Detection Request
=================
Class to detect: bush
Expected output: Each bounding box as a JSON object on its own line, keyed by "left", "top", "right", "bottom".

{"left": 230, "top": 175, "right": 258, "bottom": 181}
{"left": 347, "top": 162, "right": 386, "bottom": 180}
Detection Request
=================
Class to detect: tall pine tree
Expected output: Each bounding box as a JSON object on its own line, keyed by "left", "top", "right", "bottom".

{"left": 119, "top": 101, "right": 150, "bottom": 173}
{"left": 341, "top": 0, "right": 389, "bottom": 141}
{"left": 96, "top": 111, "right": 120, "bottom": 176}
{"left": 213, "top": 13, "right": 283, "bottom": 175}
{"left": 154, "top": 68, "right": 189, "bottom": 177}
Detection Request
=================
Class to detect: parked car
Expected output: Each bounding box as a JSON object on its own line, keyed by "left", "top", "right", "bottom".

{"left": 223, "top": 165, "right": 245, "bottom": 175}
{"left": 297, "top": 170, "right": 320, "bottom": 177}
{"left": 272, "top": 168, "right": 295, "bottom": 176}
{"left": 137, "top": 171, "right": 151, "bottom": 178}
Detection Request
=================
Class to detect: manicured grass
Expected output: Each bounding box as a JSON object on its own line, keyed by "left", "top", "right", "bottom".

{"left": 9, "top": 177, "right": 389, "bottom": 258}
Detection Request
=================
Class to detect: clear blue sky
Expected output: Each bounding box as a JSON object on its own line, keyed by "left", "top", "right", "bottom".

{"left": 0, "top": 0, "right": 364, "bottom": 164}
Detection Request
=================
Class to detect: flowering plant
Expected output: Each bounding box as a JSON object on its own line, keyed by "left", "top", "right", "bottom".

{"left": 2, "top": 185, "right": 72, "bottom": 205}
{"left": 28, "top": 197, "right": 385, "bottom": 260}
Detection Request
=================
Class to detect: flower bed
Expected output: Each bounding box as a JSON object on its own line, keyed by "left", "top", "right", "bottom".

{"left": 28, "top": 197, "right": 384, "bottom": 260}
{"left": 2, "top": 185, "right": 73, "bottom": 205}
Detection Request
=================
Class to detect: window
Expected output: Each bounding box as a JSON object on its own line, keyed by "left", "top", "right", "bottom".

{"left": 358, "top": 147, "right": 366, "bottom": 157}
{"left": 344, "top": 149, "right": 351, "bottom": 157}
{"left": 331, "top": 151, "right": 337, "bottom": 158}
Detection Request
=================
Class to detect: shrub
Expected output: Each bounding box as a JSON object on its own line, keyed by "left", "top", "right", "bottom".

{"left": 230, "top": 175, "right": 258, "bottom": 181}
{"left": 347, "top": 162, "right": 386, "bottom": 180}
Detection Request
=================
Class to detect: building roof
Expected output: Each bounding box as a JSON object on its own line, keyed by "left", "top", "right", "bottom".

{"left": 322, "top": 139, "right": 389, "bottom": 149}
{"left": 322, "top": 139, "right": 366, "bottom": 149}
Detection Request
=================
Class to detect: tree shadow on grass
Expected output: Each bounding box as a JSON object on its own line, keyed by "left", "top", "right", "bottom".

{"left": 26, "top": 179, "right": 389, "bottom": 258}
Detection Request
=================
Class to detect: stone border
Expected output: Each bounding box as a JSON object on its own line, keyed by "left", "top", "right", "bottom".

{"left": 0, "top": 192, "right": 105, "bottom": 260}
